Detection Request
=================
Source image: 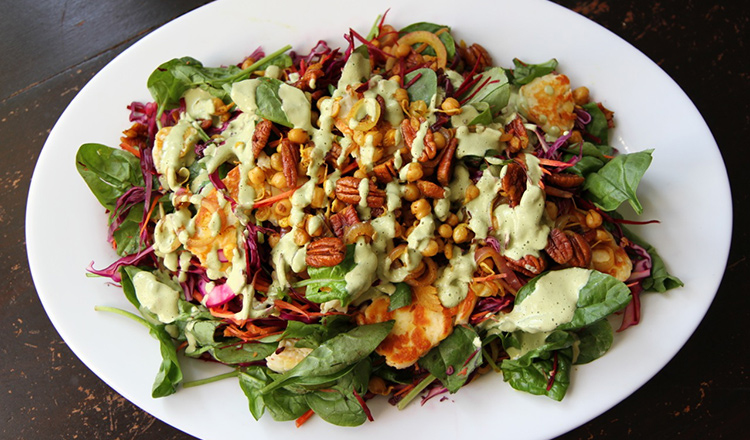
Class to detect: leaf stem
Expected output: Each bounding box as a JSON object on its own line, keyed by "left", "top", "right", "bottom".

{"left": 396, "top": 374, "right": 436, "bottom": 410}
{"left": 94, "top": 305, "right": 150, "bottom": 329}
{"left": 182, "top": 370, "right": 240, "bottom": 388}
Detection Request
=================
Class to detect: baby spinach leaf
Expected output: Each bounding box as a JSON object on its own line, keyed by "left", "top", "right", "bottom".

{"left": 281, "top": 315, "right": 354, "bottom": 349}
{"left": 120, "top": 265, "right": 143, "bottom": 309}
{"left": 210, "top": 342, "right": 277, "bottom": 365}
{"left": 558, "top": 270, "right": 631, "bottom": 331}
{"left": 573, "top": 319, "right": 614, "bottom": 364}
{"left": 509, "top": 58, "right": 558, "bottom": 85}
{"left": 112, "top": 204, "right": 144, "bottom": 257}
{"left": 419, "top": 325, "right": 482, "bottom": 393}
{"left": 581, "top": 102, "right": 610, "bottom": 145}
{"left": 399, "top": 22, "right": 456, "bottom": 59}
{"left": 238, "top": 366, "right": 270, "bottom": 420}
{"left": 261, "top": 321, "right": 394, "bottom": 394}
{"left": 583, "top": 149, "right": 653, "bottom": 214}
{"left": 462, "top": 67, "right": 510, "bottom": 116}
{"left": 295, "top": 245, "right": 356, "bottom": 305}
{"left": 76, "top": 143, "right": 144, "bottom": 211}
{"left": 566, "top": 155, "right": 605, "bottom": 177}
{"left": 239, "top": 366, "right": 311, "bottom": 422}
{"left": 501, "top": 347, "right": 572, "bottom": 401}
{"left": 303, "top": 359, "right": 371, "bottom": 426}
{"left": 150, "top": 322, "right": 184, "bottom": 398}
{"left": 388, "top": 283, "right": 413, "bottom": 311}
{"left": 621, "top": 225, "right": 684, "bottom": 292}
{"left": 254, "top": 77, "right": 293, "bottom": 128}
{"left": 405, "top": 68, "right": 438, "bottom": 104}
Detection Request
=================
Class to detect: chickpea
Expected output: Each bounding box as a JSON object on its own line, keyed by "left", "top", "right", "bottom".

{"left": 444, "top": 242, "right": 454, "bottom": 259}
{"left": 383, "top": 128, "right": 399, "bottom": 148}
{"left": 388, "top": 75, "right": 401, "bottom": 83}
{"left": 585, "top": 209, "right": 603, "bottom": 229}
{"left": 270, "top": 172, "right": 287, "bottom": 189}
{"left": 267, "top": 233, "right": 281, "bottom": 248}
{"left": 453, "top": 223, "right": 471, "bottom": 243}
{"left": 395, "top": 43, "right": 411, "bottom": 58}
{"left": 433, "top": 130, "right": 446, "bottom": 149}
{"left": 438, "top": 223, "right": 453, "bottom": 239}
{"left": 572, "top": 86, "right": 590, "bottom": 105}
{"left": 270, "top": 152, "right": 283, "bottom": 171}
{"left": 411, "top": 198, "right": 432, "bottom": 220}
{"left": 441, "top": 97, "right": 461, "bottom": 115}
{"left": 331, "top": 198, "right": 346, "bottom": 213}
{"left": 405, "top": 162, "right": 424, "bottom": 182}
{"left": 465, "top": 184, "right": 480, "bottom": 203}
{"left": 353, "top": 168, "right": 368, "bottom": 179}
{"left": 310, "top": 186, "right": 327, "bottom": 209}
{"left": 305, "top": 216, "right": 324, "bottom": 237}
{"left": 293, "top": 228, "right": 311, "bottom": 246}
{"left": 422, "top": 239, "right": 439, "bottom": 257}
{"left": 248, "top": 166, "right": 266, "bottom": 186}
{"left": 288, "top": 128, "right": 309, "bottom": 145}
{"left": 394, "top": 88, "right": 409, "bottom": 104}
{"left": 255, "top": 206, "right": 272, "bottom": 222}
{"left": 445, "top": 213, "right": 459, "bottom": 227}
{"left": 273, "top": 199, "right": 292, "bottom": 217}
{"left": 277, "top": 216, "right": 290, "bottom": 228}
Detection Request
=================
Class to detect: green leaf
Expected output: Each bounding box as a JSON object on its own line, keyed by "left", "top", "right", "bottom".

{"left": 239, "top": 366, "right": 311, "bottom": 422}
{"left": 558, "top": 271, "right": 631, "bottom": 331}
{"left": 399, "top": 22, "right": 456, "bottom": 59}
{"left": 303, "top": 359, "right": 371, "bottom": 426}
{"left": 211, "top": 342, "right": 277, "bottom": 365}
{"left": 239, "top": 367, "right": 270, "bottom": 420}
{"left": 111, "top": 204, "right": 144, "bottom": 256}
{"left": 621, "top": 225, "right": 684, "bottom": 292}
{"left": 119, "top": 265, "right": 143, "bottom": 309}
{"left": 501, "top": 348, "right": 572, "bottom": 401}
{"left": 510, "top": 58, "right": 558, "bottom": 85}
{"left": 419, "top": 325, "right": 482, "bottom": 393}
{"left": 581, "top": 102, "right": 610, "bottom": 145}
{"left": 405, "top": 68, "right": 437, "bottom": 104}
{"left": 75, "top": 143, "right": 144, "bottom": 211}
{"left": 261, "top": 321, "right": 394, "bottom": 394}
{"left": 462, "top": 67, "right": 510, "bottom": 116}
{"left": 583, "top": 149, "right": 653, "bottom": 214}
{"left": 295, "top": 245, "right": 356, "bottom": 305}
{"left": 574, "top": 319, "right": 614, "bottom": 364}
{"left": 254, "top": 77, "right": 293, "bottom": 127}
{"left": 388, "top": 283, "right": 413, "bottom": 311}
{"left": 150, "top": 323, "right": 184, "bottom": 397}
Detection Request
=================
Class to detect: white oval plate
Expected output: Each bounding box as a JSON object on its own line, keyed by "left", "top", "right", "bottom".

{"left": 27, "top": 0, "right": 731, "bottom": 439}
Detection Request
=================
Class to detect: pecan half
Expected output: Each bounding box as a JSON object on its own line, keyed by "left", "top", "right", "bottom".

{"left": 279, "top": 138, "right": 299, "bottom": 188}
{"left": 502, "top": 162, "right": 527, "bottom": 207}
{"left": 436, "top": 137, "right": 458, "bottom": 186}
{"left": 545, "top": 228, "right": 573, "bottom": 264}
{"left": 459, "top": 42, "right": 492, "bottom": 72}
{"left": 373, "top": 158, "right": 398, "bottom": 183}
{"left": 416, "top": 180, "right": 446, "bottom": 199}
{"left": 252, "top": 119, "right": 273, "bottom": 157}
{"left": 329, "top": 205, "right": 361, "bottom": 237}
{"left": 334, "top": 176, "right": 386, "bottom": 208}
{"left": 566, "top": 231, "right": 592, "bottom": 268}
{"left": 543, "top": 185, "right": 574, "bottom": 199}
{"left": 504, "top": 116, "right": 529, "bottom": 154}
{"left": 305, "top": 237, "right": 346, "bottom": 268}
{"left": 546, "top": 172, "right": 585, "bottom": 188}
{"left": 506, "top": 255, "right": 548, "bottom": 277}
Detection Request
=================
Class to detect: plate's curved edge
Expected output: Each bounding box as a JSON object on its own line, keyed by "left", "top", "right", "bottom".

{"left": 25, "top": 0, "right": 732, "bottom": 439}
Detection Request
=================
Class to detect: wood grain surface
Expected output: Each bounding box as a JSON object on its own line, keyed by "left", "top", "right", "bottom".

{"left": 1, "top": 1, "right": 746, "bottom": 438}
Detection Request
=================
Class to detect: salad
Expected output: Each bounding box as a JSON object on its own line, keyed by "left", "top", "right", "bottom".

{"left": 76, "top": 15, "right": 682, "bottom": 427}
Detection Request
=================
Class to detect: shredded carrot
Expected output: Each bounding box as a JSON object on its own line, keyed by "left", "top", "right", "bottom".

{"left": 120, "top": 142, "right": 141, "bottom": 158}
{"left": 472, "top": 273, "right": 507, "bottom": 283}
{"left": 253, "top": 187, "right": 299, "bottom": 209}
{"left": 340, "top": 160, "right": 360, "bottom": 175}
{"left": 296, "top": 409, "right": 315, "bottom": 427}
{"left": 138, "top": 197, "right": 160, "bottom": 235}
{"left": 538, "top": 158, "right": 573, "bottom": 167}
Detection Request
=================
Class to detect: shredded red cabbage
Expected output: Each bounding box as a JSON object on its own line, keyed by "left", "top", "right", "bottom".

{"left": 87, "top": 245, "right": 155, "bottom": 283}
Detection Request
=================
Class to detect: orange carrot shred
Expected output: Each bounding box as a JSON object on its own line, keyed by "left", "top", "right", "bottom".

{"left": 296, "top": 409, "right": 315, "bottom": 427}
{"left": 253, "top": 187, "right": 299, "bottom": 209}
{"left": 138, "top": 197, "right": 160, "bottom": 235}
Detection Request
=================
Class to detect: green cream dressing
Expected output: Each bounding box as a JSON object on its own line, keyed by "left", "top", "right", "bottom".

{"left": 491, "top": 268, "right": 591, "bottom": 334}
{"left": 155, "top": 119, "right": 198, "bottom": 191}
{"left": 464, "top": 168, "right": 503, "bottom": 239}
{"left": 132, "top": 271, "right": 181, "bottom": 324}
{"left": 454, "top": 125, "right": 505, "bottom": 159}
{"left": 436, "top": 244, "right": 477, "bottom": 308}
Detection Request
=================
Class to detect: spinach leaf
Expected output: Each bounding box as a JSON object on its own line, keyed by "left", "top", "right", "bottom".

{"left": 558, "top": 270, "right": 631, "bottom": 331}
{"left": 253, "top": 77, "right": 293, "bottom": 127}
{"left": 621, "top": 225, "right": 684, "bottom": 292}
{"left": 583, "top": 149, "right": 653, "bottom": 214}
{"left": 261, "top": 321, "right": 394, "bottom": 393}
{"left": 239, "top": 366, "right": 310, "bottom": 422}
{"left": 303, "top": 359, "right": 371, "bottom": 426}
{"left": 405, "top": 68, "right": 437, "bottom": 104}
{"left": 564, "top": 141, "right": 614, "bottom": 162}
{"left": 419, "top": 325, "right": 482, "bottom": 392}
{"left": 462, "top": 67, "right": 510, "bottom": 116}
{"left": 111, "top": 204, "right": 144, "bottom": 256}
{"left": 399, "top": 22, "right": 456, "bottom": 59}
{"left": 281, "top": 315, "right": 355, "bottom": 349}
{"left": 574, "top": 319, "right": 614, "bottom": 364}
{"left": 150, "top": 322, "right": 184, "bottom": 397}
{"left": 388, "top": 283, "right": 413, "bottom": 311}
{"left": 567, "top": 155, "right": 605, "bottom": 177}
{"left": 294, "top": 245, "right": 356, "bottom": 305}
{"left": 509, "top": 58, "right": 558, "bottom": 85}
{"left": 75, "top": 143, "right": 144, "bottom": 211}
{"left": 210, "top": 341, "right": 277, "bottom": 365}
{"left": 501, "top": 347, "right": 572, "bottom": 401}
{"left": 120, "top": 265, "right": 143, "bottom": 309}
{"left": 581, "top": 102, "right": 610, "bottom": 145}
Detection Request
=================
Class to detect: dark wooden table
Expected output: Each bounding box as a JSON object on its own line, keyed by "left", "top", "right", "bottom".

{"left": 2, "top": 1, "right": 747, "bottom": 438}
